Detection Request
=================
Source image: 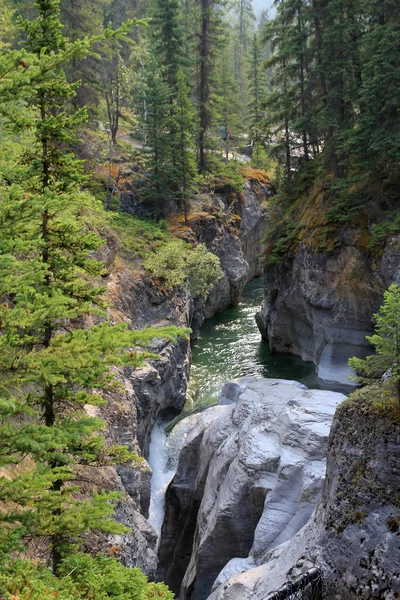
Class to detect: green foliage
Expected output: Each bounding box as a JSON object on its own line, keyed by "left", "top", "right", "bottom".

{"left": 0, "top": 554, "right": 174, "bottom": 600}
{"left": 136, "top": 55, "right": 174, "bottom": 204}
{"left": 143, "top": 241, "right": 223, "bottom": 296}
{"left": 202, "top": 156, "right": 244, "bottom": 194}
{"left": 0, "top": 0, "right": 184, "bottom": 570}
{"left": 112, "top": 213, "right": 172, "bottom": 259}
{"left": 247, "top": 33, "right": 267, "bottom": 142}
{"left": 172, "top": 68, "right": 198, "bottom": 221}
{"left": 151, "top": 0, "right": 186, "bottom": 91}
{"left": 369, "top": 213, "right": 400, "bottom": 253}
{"left": 349, "top": 284, "right": 400, "bottom": 397}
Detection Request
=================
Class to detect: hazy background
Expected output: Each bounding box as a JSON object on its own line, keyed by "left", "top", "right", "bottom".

{"left": 253, "top": 0, "right": 276, "bottom": 19}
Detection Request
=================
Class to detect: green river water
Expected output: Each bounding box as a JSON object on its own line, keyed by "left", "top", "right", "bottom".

{"left": 187, "top": 277, "right": 337, "bottom": 408}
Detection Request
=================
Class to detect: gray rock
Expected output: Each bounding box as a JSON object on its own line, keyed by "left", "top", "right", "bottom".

{"left": 89, "top": 179, "right": 271, "bottom": 574}
{"left": 191, "top": 182, "right": 270, "bottom": 334}
{"left": 209, "top": 392, "right": 400, "bottom": 600}
{"left": 256, "top": 240, "right": 400, "bottom": 385}
{"left": 156, "top": 378, "right": 345, "bottom": 600}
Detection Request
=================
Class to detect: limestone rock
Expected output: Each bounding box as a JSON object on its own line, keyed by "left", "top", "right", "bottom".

{"left": 156, "top": 378, "right": 345, "bottom": 600}
{"left": 209, "top": 391, "right": 400, "bottom": 600}
{"left": 256, "top": 239, "right": 400, "bottom": 385}
{"left": 85, "top": 178, "right": 270, "bottom": 573}
{"left": 191, "top": 181, "right": 271, "bottom": 334}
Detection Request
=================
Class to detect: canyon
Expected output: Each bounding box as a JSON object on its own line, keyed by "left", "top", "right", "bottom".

{"left": 95, "top": 182, "right": 400, "bottom": 598}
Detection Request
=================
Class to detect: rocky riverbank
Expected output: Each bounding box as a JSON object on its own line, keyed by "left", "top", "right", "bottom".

{"left": 256, "top": 234, "right": 400, "bottom": 385}
{"left": 156, "top": 377, "right": 345, "bottom": 599}
{"left": 204, "top": 388, "right": 400, "bottom": 600}
{"left": 88, "top": 177, "right": 272, "bottom": 574}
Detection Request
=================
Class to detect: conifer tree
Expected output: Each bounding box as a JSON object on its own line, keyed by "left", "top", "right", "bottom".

{"left": 151, "top": 0, "right": 186, "bottom": 93}
{"left": 0, "top": 0, "right": 183, "bottom": 570}
{"left": 349, "top": 284, "right": 400, "bottom": 398}
{"left": 197, "top": 0, "right": 228, "bottom": 171}
{"left": 247, "top": 33, "right": 267, "bottom": 143}
{"left": 137, "top": 55, "right": 173, "bottom": 207}
{"left": 214, "top": 48, "right": 240, "bottom": 162}
{"left": 173, "top": 68, "right": 197, "bottom": 222}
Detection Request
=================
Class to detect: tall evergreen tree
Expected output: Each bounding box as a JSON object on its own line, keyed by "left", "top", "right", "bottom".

{"left": 173, "top": 68, "right": 197, "bottom": 221}
{"left": 247, "top": 33, "right": 267, "bottom": 143}
{"left": 151, "top": 0, "right": 186, "bottom": 92}
{"left": 197, "top": 0, "right": 227, "bottom": 171}
{"left": 137, "top": 56, "right": 173, "bottom": 205}
{"left": 0, "top": 0, "right": 183, "bottom": 570}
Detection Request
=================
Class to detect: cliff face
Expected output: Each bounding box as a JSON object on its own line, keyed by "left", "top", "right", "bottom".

{"left": 88, "top": 179, "right": 270, "bottom": 575}
{"left": 191, "top": 180, "right": 271, "bottom": 334}
{"left": 156, "top": 378, "right": 345, "bottom": 600}
{"left": 207, "top": 391, "right": 400, "bottom": 600}
{"left": 256, "top": 234, "right": 400, "bottom": 385}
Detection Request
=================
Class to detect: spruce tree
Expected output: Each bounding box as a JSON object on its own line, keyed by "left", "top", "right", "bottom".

{"left": 0, "top": 0, "right": 184, "bottom": 570}
{"left": 197, "top": 0, "right": 228, "bottom": 171}
{"left": 137, "top": 55, "right": 173, "bottom": 207}
{"left": 247, "top": 33, "right": 267, "bottom": 143}
{"left": 349, "top": 284, "right": 400, "bottom": 398}
{"left": 173, "top": 68, "right": 197, "bottom": 222}
{"left": 151, "top": 0, "right": 186, "bottom": 93}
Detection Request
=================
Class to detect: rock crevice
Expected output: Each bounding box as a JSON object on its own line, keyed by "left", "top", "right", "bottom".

{"left": 94, "top": 180, "right": 270, "bottom": 574}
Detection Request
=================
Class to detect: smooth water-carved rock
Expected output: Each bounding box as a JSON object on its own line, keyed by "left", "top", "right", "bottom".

{"left": 91, "top": 178, "right": 270, "bottom": 573}
{"left": 209, "top": 391, "right": 400, "bottom": 600}
{"left": 256, "top": 237, "right": 400, "bottom": 385}
{"left": 157, "top": 378, "right": 345, "bottom": 600}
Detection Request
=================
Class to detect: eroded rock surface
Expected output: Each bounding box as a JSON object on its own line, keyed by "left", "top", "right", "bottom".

{"left": 191, "top": 181, "right": 271, "bottom": 334}
{"left": 209, "top": 392, "right": 400, "bottom": 600}
{"left": 156, "top": 377, "right": 345, "bottom": 600}
{"left": 88, "top": 179, "right": 270, "bottom": 574}
{"left": 256, "top": 235, "right": 400, "bottom": 385}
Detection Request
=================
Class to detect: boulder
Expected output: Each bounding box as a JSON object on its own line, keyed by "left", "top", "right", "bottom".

{"left": 156, "top": 378, "right": 345, "bottom": 600}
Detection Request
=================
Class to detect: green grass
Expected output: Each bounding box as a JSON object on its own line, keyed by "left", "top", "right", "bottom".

{"left": 111, "top": 213, "right": 173, "bottom": 260}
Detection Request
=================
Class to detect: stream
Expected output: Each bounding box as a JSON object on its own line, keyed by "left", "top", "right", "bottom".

{"left": 148, "top": 277, "right": 341, "bottom": 536}
{"left": 187, "top": 277, "right": 321, "bottom": 408}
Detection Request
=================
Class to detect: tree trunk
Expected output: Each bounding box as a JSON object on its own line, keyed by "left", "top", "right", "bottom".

{"left": 198, "top": 0, "right": 209, "bottom": 172}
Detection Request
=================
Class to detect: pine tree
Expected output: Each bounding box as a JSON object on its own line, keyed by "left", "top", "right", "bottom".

{"left": 0, "top": 0, "right": 184, "bottom": 570}
{"left": 214, "top": 47, "right": 241, "bottom": 162}
{"left": 197, "top": 0, "right": 227, "bottom": 171}
{"left": 247, "top": 33, "right": 267, "bottom": 143}
{"left": 137, "top": 55, "right": 173, "bottom": 207}
{"left": 151, "top": 0, "right": 186, "bottom": 93}
{"left": 173, "top": 68, "right": 197, "bottom": 222}
{"left": 349, "top": 284, "right": 400, "bottom": 398}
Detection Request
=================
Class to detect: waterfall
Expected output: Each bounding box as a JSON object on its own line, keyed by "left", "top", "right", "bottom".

{"left": 147, "top": 414, "right": 199, "bottom": 538}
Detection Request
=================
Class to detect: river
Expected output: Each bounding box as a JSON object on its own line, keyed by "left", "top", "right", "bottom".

{"left": 186, "top": 277, "right": 322, "bottom": 409}
{"left": 148, "top": 277, "right": 335, "bottom": 536}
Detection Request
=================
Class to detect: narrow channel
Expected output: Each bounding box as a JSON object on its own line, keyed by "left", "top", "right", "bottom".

{"left": 187, "top": 276, "right": 321, "bottom": 409}
{"left": 148, "top": 277, "right": 334, "bottom": 537}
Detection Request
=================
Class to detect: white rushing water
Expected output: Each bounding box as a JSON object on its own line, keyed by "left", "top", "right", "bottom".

{"left": 147, "top": 420, "right": 176, "bottom": 537}
{"left": 147, "top": 415, "right": 199, "bottom": 538}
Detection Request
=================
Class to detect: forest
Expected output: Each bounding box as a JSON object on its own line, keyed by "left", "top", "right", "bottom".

{"left": 0, "top": 0, "right": 399, "bottom": 597}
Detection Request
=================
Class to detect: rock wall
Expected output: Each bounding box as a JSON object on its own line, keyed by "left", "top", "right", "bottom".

{"left": 89, "top": 179, "right": 270, "bottom": 575}
{"left": 156, "top": 378, "right": 345, "bottom": 600}
{"left": 256, "top": 234, "right": 400, "bottom": 385}
{"left": 208, "top": 390, "right": 400, "bottom": 600}
{"left": 191, "top": 180, "right": 271, "bottom": 334}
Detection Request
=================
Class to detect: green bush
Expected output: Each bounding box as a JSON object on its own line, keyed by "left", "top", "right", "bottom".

{"left": 143, "top": 240, "right": 223, "bottom": 296}
{"left": 0, "top": 554, "right": 174, "bottom": 600}
{"left": 349, "top": 283, "right": 400, "bottom": 397}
